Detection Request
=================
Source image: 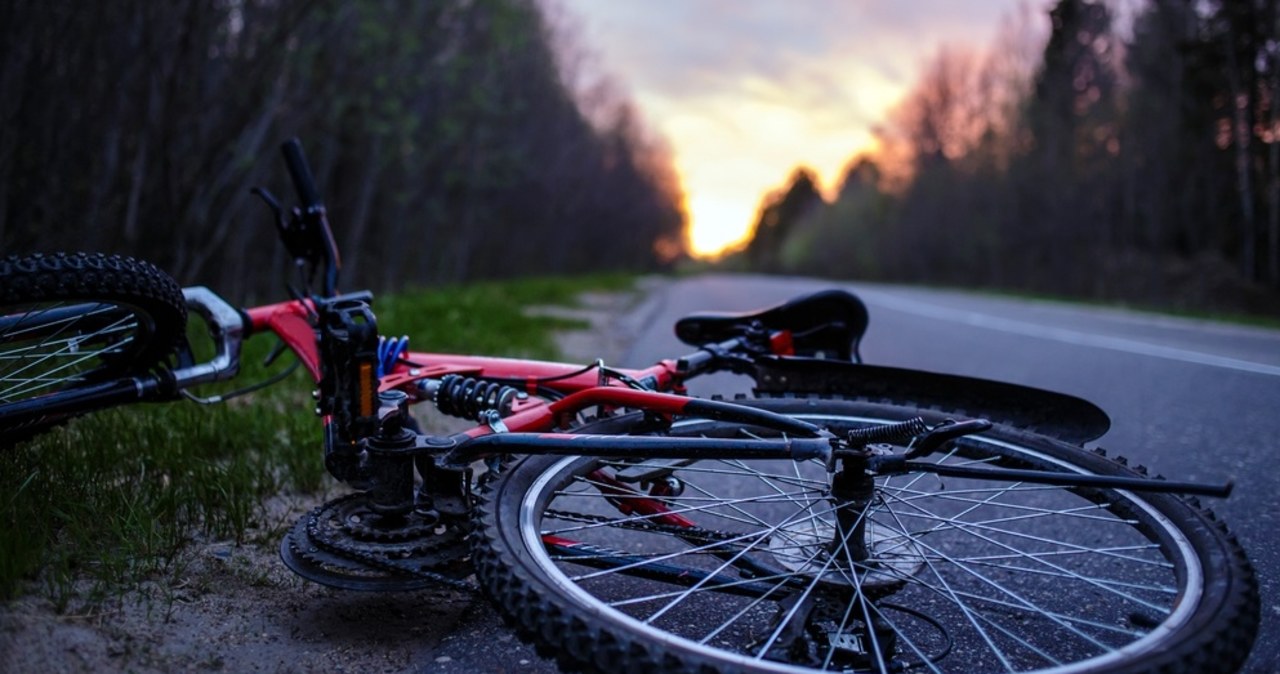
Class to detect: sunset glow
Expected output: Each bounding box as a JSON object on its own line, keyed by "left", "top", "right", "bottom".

{"left": 683, "top": 193, "right": 755, "bottom": 257}
{"left": 650, "top": 77, "right": 886, "bottom": 257}
{"left": 557, "top": 0, "right": 1026, "bottom": 258}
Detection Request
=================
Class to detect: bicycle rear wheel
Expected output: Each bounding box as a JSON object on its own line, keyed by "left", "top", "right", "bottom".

{"left": 0, "top": 252, "right": 186, "bottom": 445}
{"left": 473, "top": 399, "right": 1258, "bottom": 674}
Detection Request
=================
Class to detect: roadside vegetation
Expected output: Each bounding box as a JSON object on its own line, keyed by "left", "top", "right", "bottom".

{"left": 0, "top": 275, "right": 631, "bottom": 608}
{"left": 733, "top": 0, "right": 1280, "bottom": 320}
{"left": 1, "top": 1, "right": 685, "bottom": 297}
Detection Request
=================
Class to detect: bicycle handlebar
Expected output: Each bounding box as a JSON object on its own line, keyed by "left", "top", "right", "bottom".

{"left": 676, "top": 337, "right": 744, "bottom": 375}
{"left": 172, "top": 287, "right": 245, "bottom": 388}
{"left": 274, "top": 138, "right": 341, "bottom": 296}
{"left": 282, "top": 138, "right": 322, "bottom": 210}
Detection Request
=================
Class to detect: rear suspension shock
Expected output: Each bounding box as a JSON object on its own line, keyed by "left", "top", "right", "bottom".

{"left": 424, "top": 374, "right": 520, "bottom": 422}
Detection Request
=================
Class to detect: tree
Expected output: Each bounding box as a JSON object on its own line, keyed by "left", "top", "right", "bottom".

{"left": 0, "top": 0, "right": 688, "bottom": 299}
{"left": 745, "top": 168, "right": 823, "bottom": 272}
{"left": 1021, "top": 0, "right": 1122, "bottom": 261}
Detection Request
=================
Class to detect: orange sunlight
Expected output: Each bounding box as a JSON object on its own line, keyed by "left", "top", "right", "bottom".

{"left": 675, "top": 113, "right": 880, "bottom": 259}
{"left": 646, "top": 69, "right": 892, "bottom": 259}
{"left": 559, "top": 1, "right": 1028, "bottom": 260}
{"left": 685, "top": 194, "right": 755, "bottom": 258}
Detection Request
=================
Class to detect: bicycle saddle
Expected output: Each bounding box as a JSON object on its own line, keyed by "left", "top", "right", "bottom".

{"left": 674, "top": 289, "right": 869, "bottom": 361}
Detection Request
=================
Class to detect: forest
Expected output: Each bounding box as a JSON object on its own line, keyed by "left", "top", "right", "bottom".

{"left": 0, "top": 0, "right": 686, "bottom": 300}
{"left": 743, "top": 0, "right": 1280, "bottom": 316}
{"left": 6, "top": 0, "right": 1276, "bottom": 316}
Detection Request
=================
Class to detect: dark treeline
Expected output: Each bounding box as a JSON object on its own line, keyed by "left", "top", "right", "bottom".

{"left": 750, "top": 0, "right": 1280, "bottom": 315}
{"left": 0, "top": 0, "right": 686, "bottom": 300}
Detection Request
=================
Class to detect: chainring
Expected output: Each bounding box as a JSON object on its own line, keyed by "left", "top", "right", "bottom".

{"left": 280, "top": 492, "right": 474, "bottom": 592}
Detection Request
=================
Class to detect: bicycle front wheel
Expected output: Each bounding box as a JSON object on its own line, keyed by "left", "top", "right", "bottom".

{"left": 473, "top": 399, "right": 1257, "bottom": 674}
{"left": 0, "top": 252, "right": 186, "bottom": 444}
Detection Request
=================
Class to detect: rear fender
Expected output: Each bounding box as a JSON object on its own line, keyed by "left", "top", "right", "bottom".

{"left": 752, "top": 356, "right": 1110, "bottom": 444}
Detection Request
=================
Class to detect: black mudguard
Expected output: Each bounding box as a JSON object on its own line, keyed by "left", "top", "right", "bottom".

{"left": 753, "top": 356, "right": 1110, "bottom": 444}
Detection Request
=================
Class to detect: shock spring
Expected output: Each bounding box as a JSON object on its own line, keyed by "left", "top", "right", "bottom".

{"left": 433, "top": 374, "right": 519, "bottom": 422}
{"left": 846, "top": 417, "right": 928, "bottom": 448}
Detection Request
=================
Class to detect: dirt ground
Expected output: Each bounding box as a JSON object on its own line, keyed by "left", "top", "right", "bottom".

{"left": 0, "top": 282, "right": 661, "bottom": 674}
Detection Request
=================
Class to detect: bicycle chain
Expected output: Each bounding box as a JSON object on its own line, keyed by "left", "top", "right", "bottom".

{"left": 282, "top": 493, "right": 477, "bottom": 592}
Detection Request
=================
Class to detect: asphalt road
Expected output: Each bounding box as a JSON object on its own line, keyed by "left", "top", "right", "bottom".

{"left": 428, "top": 273, "right": 1280, "bottom": 673}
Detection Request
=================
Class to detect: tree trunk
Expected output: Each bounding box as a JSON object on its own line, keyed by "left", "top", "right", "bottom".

{"left": 1224, "top": 23, "right": 1257, "bottom": 280}
{"left": 1270, "top": 38, "right": 1280, "bottom": 286}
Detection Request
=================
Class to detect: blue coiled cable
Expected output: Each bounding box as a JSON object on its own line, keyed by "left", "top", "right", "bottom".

{"left": 376, "top": 335, "right": 409, "bottom": 377}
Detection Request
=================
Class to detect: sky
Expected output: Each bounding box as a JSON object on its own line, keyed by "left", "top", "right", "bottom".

{"left": 554, "top": 0, "right": 1033, "bottom": 257}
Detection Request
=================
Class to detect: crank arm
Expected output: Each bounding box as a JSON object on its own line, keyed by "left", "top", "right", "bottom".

{"left": 872, "top": 457, "right": 1233, "bottom": 497}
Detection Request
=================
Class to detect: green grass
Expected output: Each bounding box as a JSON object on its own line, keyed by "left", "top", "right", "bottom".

{"left": 0, "top": 274, "right": 634, "bottom": 606}
{"left": 376, "top": 273, "right": 634, "bottom": 358}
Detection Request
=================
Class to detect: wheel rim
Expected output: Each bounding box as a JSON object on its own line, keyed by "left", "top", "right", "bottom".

{"left": 517, "top": 413, "right": 1203, "bottom": 673}
{"left": 0, "top": 300, "right": 153, "bottom": 403}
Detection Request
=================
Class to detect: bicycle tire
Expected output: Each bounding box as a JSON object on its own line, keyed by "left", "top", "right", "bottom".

{"left": 473, "top": 398, "right": 1258, "bottom": 674}
{"left": 0, "top": 252, "right": 186, "bottom": 446}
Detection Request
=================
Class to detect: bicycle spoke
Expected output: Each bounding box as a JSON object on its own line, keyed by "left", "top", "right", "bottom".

{"left": 876, "top": 494, "right": 1055, "bottom": 670}
{"left": 877, "top": 490, "right": 1149, "bottom": 652}
{"left": 831, "top": 505, "right": 893, "bottom": 672}
{"left": 607, "top": 567, "right": 805, "bottom": 608}
{"left": 0, "top": 308, "right": 137, "bottom": 404}
{"left": 722, "top": 458, "right": 827, "bottom": 514}
{"left": 871, "top": 474, "right": 1030, "bottom": 560}
{"left": 602, "top": 459, "right": 828, "bottom": 489}
{"left": 543, "top": 483, "right": 825, "bottom": 536}
{"left": 887, "top": 487, "right": 1127, "bottom": 524}
{"left": 0, "top": 332, "right": 136, "bottom": 399}
{"left": 957, "top": 544, "right": 1170, "bottom": 568}
{"left": 641, "top": 493, "right": 828, "bottom": 625}
{"left": 491, "top": 398, "right": 1224, "bottom": 674}
{"left": 565, "top": 527, "right": 773, "bottom": 582}
{"left": 863, "top": 551, "right": 1151, "bottom": 637}
{"left": 876, "top": 492, "right": 1173, "bottom": 613}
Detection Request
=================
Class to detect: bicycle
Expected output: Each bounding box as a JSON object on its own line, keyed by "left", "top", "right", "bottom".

{"left": 0, "top": 140, "right": 1259, "bottom": 674}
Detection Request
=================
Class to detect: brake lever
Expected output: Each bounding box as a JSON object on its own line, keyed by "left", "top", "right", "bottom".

{"left": 903, "top": 418, "right": 993, "bottom": 459}
{"left": 251, "top": 187, "right": 287, "bottom": 236}
{"left": 252, "top": 185, "right": 316, "bottom": 267}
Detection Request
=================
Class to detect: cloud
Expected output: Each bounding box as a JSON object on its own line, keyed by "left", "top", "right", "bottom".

{"left": 554, "top": 0, "right": 1032, "bottom": 254}
{"left": 563, "top": 1, "right": 1022, "bottom": 97}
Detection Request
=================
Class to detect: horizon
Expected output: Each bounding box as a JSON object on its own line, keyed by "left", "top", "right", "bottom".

{"left": 554, "top": 0, "right": 1036, "bottom": 258}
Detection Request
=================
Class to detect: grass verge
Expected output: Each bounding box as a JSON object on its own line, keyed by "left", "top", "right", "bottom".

{"left": 0, "top": 273, "right": 633, "bottom": 607}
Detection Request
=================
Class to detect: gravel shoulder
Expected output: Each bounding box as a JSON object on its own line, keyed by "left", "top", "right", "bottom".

{"left": 0, "top": 280, "right": 663, "bottom": 674}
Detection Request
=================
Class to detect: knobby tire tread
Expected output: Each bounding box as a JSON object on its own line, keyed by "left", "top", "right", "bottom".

{"left": 0, "top": 252, "right": 186, "bottom": 446}
{"left": 472, "top": 396, "right": 1259, "bottom": 674}
{"left": 472, "top": 486, "right": 710, "bottom": 674}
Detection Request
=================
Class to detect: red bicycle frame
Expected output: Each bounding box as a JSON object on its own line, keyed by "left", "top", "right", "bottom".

{"left": 243, "top": 297, "right": 801, "bottom": 444}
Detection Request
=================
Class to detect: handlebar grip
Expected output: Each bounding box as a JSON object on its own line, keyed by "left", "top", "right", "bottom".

{"left": 281, "top": 138, "right": 322, "bottom": 210}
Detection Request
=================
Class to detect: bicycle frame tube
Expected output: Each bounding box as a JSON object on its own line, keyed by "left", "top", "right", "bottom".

{"left": 245, "top": 299, "right": 687, "bottom": 394}
{"left": 452, "top": 388, "right": 826, "bottom": 441}
{"left": 241, "top": 293, "right": 834, "bottom": 476}
{"left": 245, "top": 300, "right": 321, "bottom": 377}
{"left": 389, "top": 352, "right": 682, "bottom": 394}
